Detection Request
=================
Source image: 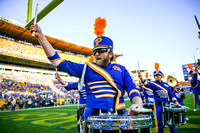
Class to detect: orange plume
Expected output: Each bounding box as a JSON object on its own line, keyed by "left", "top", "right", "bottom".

{"left": 94, "top": 17, "right": 107, "bottom": 37}
{"left": 187, "top": 64, "right": 193, "bottom": 69}
{"left": 179, "top": 81, "right": 183, "bottom": 85}
{"left": 89, "top": 55, "right": 94, "bottom": 62}
{"left": 155, "top": 63, "right": 159, "bottom": 70}
{"left": 145, "top": 72, "right": 148, "bottom": 78}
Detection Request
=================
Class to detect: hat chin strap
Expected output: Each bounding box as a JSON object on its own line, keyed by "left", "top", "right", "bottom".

{"left": 103, "top": 48, "right": 110, "bottom": 60}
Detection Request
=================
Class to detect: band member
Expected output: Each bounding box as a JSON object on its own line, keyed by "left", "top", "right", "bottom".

{"left": 172, "top": 81, "right": 185, "bottom": 106}
{"left": 55, "top": 71, "right": 86, "bottom": 132}
{"left": 30, "top": 17, "right": 143, "bottom": 132}
{"left": 139, "top": 73, "right": 155, "bottom": 119}
{"left": 138, "top": 63, "right": 180, "bottom": 133}
{"left": 188, "top": 64, "right": 200, "bottom": 111}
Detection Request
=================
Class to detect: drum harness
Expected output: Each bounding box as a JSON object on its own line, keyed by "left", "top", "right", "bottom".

{"left": 77, "top": 63, "right": 87, "bottom": 133}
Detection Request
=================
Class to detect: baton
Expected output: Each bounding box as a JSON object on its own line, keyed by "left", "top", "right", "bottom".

{"left": 32, "top": 3, "right": 38, "bottom": 36}
{"left": 194, "top": 15, "right": 200, "bottom": 30}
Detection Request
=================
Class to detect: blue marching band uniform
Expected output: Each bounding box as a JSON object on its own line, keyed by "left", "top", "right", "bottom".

{"left": 48, "top": 36, "right": 141, "bottom": 131}
{"left": 140, "top": 84, "right": 155, "bottom": 119}
{"left": 189, "top": 67, "right": 200, "bottom": 111}
{"left": 172, "top": 84, "right": 184, "bottom": 106}
{"left": 28, "top": 17, "right": 143, "bottom": 133}
{"left": 141, "top": 69, "right": 178, "bottom": 133}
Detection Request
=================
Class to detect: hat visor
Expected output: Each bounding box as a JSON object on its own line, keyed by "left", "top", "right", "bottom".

{"left": 93, "top": 45, "right": 111, "bottom": 51}
{"left": 154, "top": 73, "right": 162, "bottom": 76}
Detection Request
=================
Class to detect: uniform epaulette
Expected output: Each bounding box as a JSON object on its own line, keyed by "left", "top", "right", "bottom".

{"left": 111, "top": 61, "right": 120, "bottom": 65}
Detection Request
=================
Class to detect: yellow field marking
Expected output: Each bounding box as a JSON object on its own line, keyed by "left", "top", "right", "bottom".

{"left": 30, "top": 115, "right": 76, "bottom": 126}
{"left": 9, "top": 113, "right": 68, "bottom": 121}
{"left": 177, "top": 123, "right": 200, "bottom": 129}
{"left": 0, "top": 113, "right": 34, "bottom": 120}
{"left": 60, "top": 124, "right": 77, "bottom": 129}
{"left": 187, "top": 115, "right": 200, "bottom": 119}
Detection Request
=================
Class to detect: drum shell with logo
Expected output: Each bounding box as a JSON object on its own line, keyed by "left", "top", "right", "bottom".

{"left": 87, "top": 115, "right": 152, "bottom": 133}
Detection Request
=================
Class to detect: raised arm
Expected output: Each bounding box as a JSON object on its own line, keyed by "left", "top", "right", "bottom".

{"left": 55, "top": 71, "right": 66, "bottom": 85}
{"left": 138, "top": 71, "right": 154, "bottom": 89}
{"left": 30, "top": 23, "right": 55, "bottom": 57}
{"left": 138, "top": 71, "right": 144, "bottom": 82}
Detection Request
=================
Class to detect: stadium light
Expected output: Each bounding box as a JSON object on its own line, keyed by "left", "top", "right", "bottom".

{"left": 25, "top": 0, "right": 64, "bottom": 30}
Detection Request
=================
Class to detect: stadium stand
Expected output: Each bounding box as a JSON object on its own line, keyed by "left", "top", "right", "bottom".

{"left": 0, "top": 16, "right": 122, "bottom": 111}
{"left": 0, "top": 36, "right": 89, "bottom": 64}
{"left": 0, "top": 17, "right": 95, "bottom": 111}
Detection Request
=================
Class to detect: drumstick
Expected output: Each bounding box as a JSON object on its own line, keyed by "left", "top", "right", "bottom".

{"left": 194, "top": 15, "right": 200, "bottom": 30}
{"left": 134, "top": 108, "right": 152, "bottom": 112}
{"left": 138, "top": 60, "right": 140, "bottom": 73}
{"left": 181, "top": 106, "right": 190, "bottom": 109}
{"left": 32, "top": 3, "right": 38, "bottom": 36}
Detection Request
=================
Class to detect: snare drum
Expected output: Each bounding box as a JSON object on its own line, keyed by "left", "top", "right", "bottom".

{"left": 164, "top": 106, "right": 187, "bottom": 126}
{"left": 87, "top": 115, "right": 152, "bottom": 133}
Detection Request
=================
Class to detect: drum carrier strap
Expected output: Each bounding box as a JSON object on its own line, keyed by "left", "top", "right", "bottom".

{"left": 77, "top": 63, "right": 87, "bottom": 133}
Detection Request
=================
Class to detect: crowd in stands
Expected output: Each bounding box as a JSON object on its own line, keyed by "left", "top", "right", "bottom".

{"left": 0, "top": 25, "right": 139, "bottom": 112}
{"left": 0, "top": 36, "right": 89, "bottom": 64}
{"left": 0, "top": 69, "right": 80, "bottom": 111}
{"left": 0, "top": 35, "right": 92, "bottom": 111}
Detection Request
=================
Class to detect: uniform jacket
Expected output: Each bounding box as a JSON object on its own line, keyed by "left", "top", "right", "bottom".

{"left": 143, "top": 80, "right": 177, "bottom": 103}
{"left": 48, "top": 52, "right": 140, "bottom": 112}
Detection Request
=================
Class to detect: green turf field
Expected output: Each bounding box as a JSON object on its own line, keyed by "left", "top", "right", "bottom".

{"left": 0, "top": 93, "right": 199, "bottom": 133}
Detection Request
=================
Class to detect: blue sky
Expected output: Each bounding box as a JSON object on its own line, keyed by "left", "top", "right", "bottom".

{"left": 0, "top": 0, "right": 200, "bottom": 81}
